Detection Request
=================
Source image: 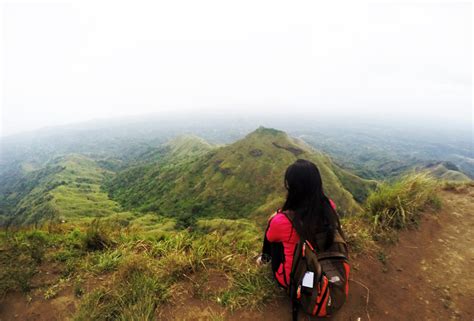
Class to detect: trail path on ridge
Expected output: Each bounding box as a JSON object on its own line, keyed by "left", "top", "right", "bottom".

{"left": 234, "top": 187, "right": 474, "bottom": 321}
{"left": 0, "top": 188, "right": 472, "bottom": 321}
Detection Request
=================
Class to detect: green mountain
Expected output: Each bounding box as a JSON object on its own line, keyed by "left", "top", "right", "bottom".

{"left": 1, "top": 128, "right": 376, "bottom": 227}
{"left": 107, "top": 127, "right": 376, "bottom": 224}
{"left": 0, "top": 154, "right": 122, "bottom": 226}
{"left": 297, "top": 127, "right": 473, "bottom": 180}
{"left": 132, "top": 134, "right": 214, "bottom": 165}
{"left": 422, "top": 161, "right": 471, "bottom": 182}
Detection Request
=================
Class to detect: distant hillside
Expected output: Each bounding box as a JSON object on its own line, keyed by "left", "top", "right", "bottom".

{"left": 0, "top": 128, "right": 377, "bottom": 226}
{"left": 422, "top": 161, "right": 471, "bottom": 182}
{"left": 297, "top": 128, "right": 473, "bottom": 180}
{"left": 107, "top": 127, "right": 376, "bottom": 224}
{"left": 0, "top": 155, "right": 122, "bottom": 226}
{"left": 2, "top": 115, "right": 471, "bottom": 183}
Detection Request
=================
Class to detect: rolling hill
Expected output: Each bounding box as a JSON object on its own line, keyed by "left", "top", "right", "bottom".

{"left": 0, "top": 154, "right": 122, "bottom": 226}
{"left": 297, "top": 127, "right": 473, "bottom": 180}
{"left": 107, "top": 127, "right": 377, "bottom": 224}
{"left": 421, "top": 161, "right": 471, "bottom": 182}
{"left": 0, "top": 127, "right": 376, "bottom": 227}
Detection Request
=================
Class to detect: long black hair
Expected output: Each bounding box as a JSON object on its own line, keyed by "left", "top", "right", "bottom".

{"left": 282, "top": 159, "right": 337, "bottom": 248}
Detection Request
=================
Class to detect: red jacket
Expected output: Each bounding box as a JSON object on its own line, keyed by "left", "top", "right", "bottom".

{"left": 266, "top": 199, "right": 336, "bottom": 287}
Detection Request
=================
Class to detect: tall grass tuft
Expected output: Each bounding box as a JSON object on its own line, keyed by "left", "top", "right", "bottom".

{"left": 0, "top": 230, "right": 49, "bottom": 296}
{"left": 82, "top": 220, "right": 113, "bottom": 251}
{"left": 340, "top": 215, "right": 375, "bottom": 253}
{"left": 217, "top": 267, "right": 276, "bottom": 310}
{"left": 365, "top": 173, "right": 440, "bottom": 238}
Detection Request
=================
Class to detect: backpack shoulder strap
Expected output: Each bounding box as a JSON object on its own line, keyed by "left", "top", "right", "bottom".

{"left": 284, "top": 207, "right": 349, "bottom": 256}
{"left": 330, "top": 209, "right": 350, "bottom": 256}
{"left": 333, "top": 210, "right": 346, "bottom": 241}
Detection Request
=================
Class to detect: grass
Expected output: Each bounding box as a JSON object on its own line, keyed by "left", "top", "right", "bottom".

{"left": 44, "top": 277, "right": 68, "bottom": 299}
{"left": 365, "top": 173, "right": 441, "bottom": 240}
{"left": 87, "top": 249, "right": 123, "bottom": 274}
{"left": 82, "top": 220, "right": 114, "bottom": 251}
{"left": 0, "top": 171, "right": 449, "bottom": 319}
{"left": 74, "top": 257, "right": 169, "bottom": 321}
{"left": 6, "top": 154, "right": 124, "bottom": 226}
{"left": 0, "top": 215, "right": 277, "bottom": 319}
{"left": 339, "top": 173, "right": 445, "bottom": 253}
{"left": 0, "top": 230, "right": 51, "bottom": 296}
{"left": 340, "top": 215, "right": 375, "bottom": 254}
{"left": 441, "top": 180, "right": 474, "bottom": 193}
{"left": 71, "top": 219, "right": 277, "bottom": 319}
{"left": 216, "top": 267, "right": 276, "bottom": 310}
{"left": 107, "top": 127, "right": 369, "bottom": 222}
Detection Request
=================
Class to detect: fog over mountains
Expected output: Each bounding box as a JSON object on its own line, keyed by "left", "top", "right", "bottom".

{"left": 2, "top": 2, "right": 471, "bottom": 137}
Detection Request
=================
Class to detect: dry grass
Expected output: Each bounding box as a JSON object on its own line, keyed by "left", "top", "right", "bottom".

{"left": 365, "top": 173, "right": 441, "bottom": 240}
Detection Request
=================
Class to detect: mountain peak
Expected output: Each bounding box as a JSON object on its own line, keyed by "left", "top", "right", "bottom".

{"left": 167, "top": 134, "right": 211, "bottom": 149}
{"left": 239, "top": 127, "right": 314, "bottom": 158}
{"left": 107, "top": 127, "right": 376, "bottom": 221}
{"left": 165, "top": 135, "right": 213, "bottom": 158}
{"left": 249, "top": 126, "right": 286, "bottom": 137}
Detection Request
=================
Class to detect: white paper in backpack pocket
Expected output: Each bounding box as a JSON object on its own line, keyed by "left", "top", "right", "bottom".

{"left": 329, "top": 276, "right": 340, "bottom": 283}
{"left": 302, "top": 271, "right": 314, "bottom": 288}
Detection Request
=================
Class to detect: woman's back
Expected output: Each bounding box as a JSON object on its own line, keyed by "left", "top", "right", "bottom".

{"left": 266, "top": 199, "right": 337, "bottom": 287}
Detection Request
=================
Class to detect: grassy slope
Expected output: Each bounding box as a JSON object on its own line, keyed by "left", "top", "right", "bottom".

{"left": 332, "top": 164, "right": 378, "bottom": 203}
{"left": 2, "top": 128, "right": 377, "bottom": 229}
{"left": 425, "top": 163, "right": 471, "bottom": 182}
{"left": 105, "top": 135, "right": 215, "bottom": 214}
{"left": 0, "top": 175, "right": 450, "bottom": 321}
{"left": 298, "top": 129, "right": 474, "bottom": 180}
{"left": 5, "top": 155, "right": 122, "bottom": 225}
{"left": 0, "top": 216, "right": 275, "bottom": 320}
{"left": 108, "top": 128, "right": 375, "bottom": 221}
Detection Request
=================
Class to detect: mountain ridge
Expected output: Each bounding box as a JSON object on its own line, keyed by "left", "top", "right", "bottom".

{"left": 1, "top": 127, "right": 377, "bottom": 226}
{"left": 107, "top": 127, "right": 376, "bottom": 224}
{"left": 1, "top": 154, "right": 121, "bottom": 226}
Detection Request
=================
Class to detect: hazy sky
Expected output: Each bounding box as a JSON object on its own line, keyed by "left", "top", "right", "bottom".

{"left": 1, "top": 1, "right": 472, "bottom": 137}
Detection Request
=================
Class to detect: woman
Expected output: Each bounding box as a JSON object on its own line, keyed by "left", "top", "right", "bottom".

{"left": 259, "top": 159, "right": 341, "bottom": 288}
{"left": 259, "top": 159, "right": 350, "bottom": 319}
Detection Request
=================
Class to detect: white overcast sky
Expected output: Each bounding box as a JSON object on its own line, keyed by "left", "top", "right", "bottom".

{"left": 0, "top": 1, "right": 472, "bottom": 137}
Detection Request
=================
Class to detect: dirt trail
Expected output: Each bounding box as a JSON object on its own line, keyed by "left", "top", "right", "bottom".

{"left": 330, "top": 187, "right": 474, "bottom": 321}
{"left": 240, "top": 187, "right": 474, "bottom": 321}
{"left": 164, "top": 187, "right": 474, "bottom": 321}
{"left": 1, "top": 188, "right": 473, "bottom": 321}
